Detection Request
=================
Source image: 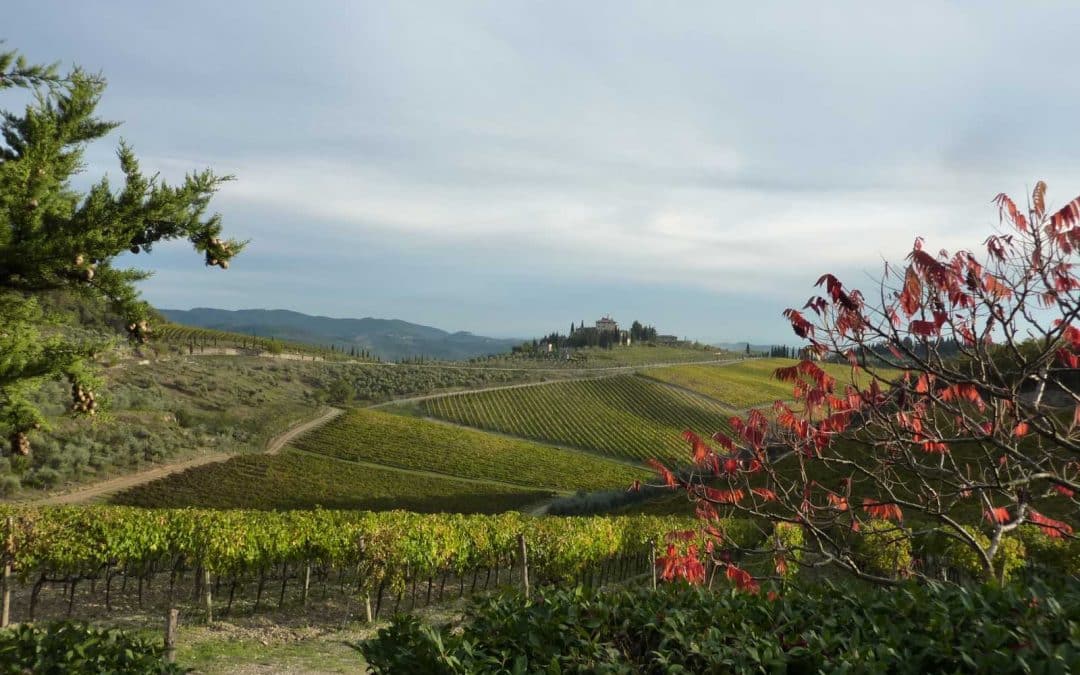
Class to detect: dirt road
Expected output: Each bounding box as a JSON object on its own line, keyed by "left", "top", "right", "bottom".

{"left": 30, "top": 407, "right": 343, "bottom": 506}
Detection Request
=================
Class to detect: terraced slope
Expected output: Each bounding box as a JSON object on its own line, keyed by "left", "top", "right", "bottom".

{"left": 293, "top": 409, "right": 650, "bottom": 492}
{"left": 422, "top": 375, "right": 734, "bottom": 463}
{"left": 644, "top": 358, "right": 898, "bottom": 408}
{"left": 110, "top": 449, "right": 550, "bottom": 512}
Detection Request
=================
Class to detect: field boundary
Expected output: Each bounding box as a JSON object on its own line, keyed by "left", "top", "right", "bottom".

{"left": 285, "top": 446, "right": 571, "bottom": 497}
{"left": 27, "top": 407, "right": 342, "bottom": 506}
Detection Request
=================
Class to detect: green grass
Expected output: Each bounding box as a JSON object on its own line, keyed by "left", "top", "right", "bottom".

{"left": 109, "top": 449, "right": 551, "bottom": 512}
{"left": 422, "top": 375, "right": 734, "bottom": 464}
{"left": 174, "top": 630, "right": 365, "bottom": 674}
{"left": 294, "top": 408, "right": 650, "bottom": 492}
{"left": 644, "top": 358, "right": 899, "bottom": 408}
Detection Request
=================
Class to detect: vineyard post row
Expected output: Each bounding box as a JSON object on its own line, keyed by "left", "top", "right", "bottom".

{"left": 0, "top": 507, "right": 738, "bottom": 625}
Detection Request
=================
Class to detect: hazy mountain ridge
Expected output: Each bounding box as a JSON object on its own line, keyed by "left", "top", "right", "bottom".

{"left": 160, "top": 308, "right": 521, "bottom": 361}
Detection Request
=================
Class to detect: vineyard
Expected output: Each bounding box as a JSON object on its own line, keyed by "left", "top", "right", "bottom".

{"left": 644, "top": 358, "right": 899, "bottom": 409}
{"left": 422, "top": 375, "right": 735, "bottom": 463}
{"left": 110, "top": 450, "right": 551, "bottom": 512}
{"left": 292, "top": 409, "right": 651, "bottom": 492}
{"left": 0, "top": 507, "right": 718, "bottom": 624}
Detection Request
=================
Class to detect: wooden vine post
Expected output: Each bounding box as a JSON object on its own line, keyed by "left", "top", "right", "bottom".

{"left": 1, "top": 516, "right": 12, "bottom": 628}
{"left": 359, "top": 536, "right": 372, "bottom": 623}
{"left": 517, "top": 533, "right": 529, "bottom": 600}
{"left": 649, "top": 539, "right": 657, "bottom": 590}
{"left": 203, "top": 569, "right": 213, "bottom": 622}
{"left": 302, "top": 564, "right": 311, "bottom": 607}
{"left": 164, "top": 608, "right": 179, "bottom": 663}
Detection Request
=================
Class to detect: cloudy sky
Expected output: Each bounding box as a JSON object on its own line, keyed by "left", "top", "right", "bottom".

{"left": 7, "top": 2, "right": 1080, "bottom": 342}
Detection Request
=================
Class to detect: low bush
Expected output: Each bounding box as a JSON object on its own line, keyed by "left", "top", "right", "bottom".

{"left": 0, "top": 621, "right": 183, "bottom": 674}
{"left": 1020, "top": 528, "right": 1080, "bottom": 579}
{"left": 362, "top": 581, "right": 1080, "bottom": 673}
{"left": 853, "top": 519, "right": 912, "bottom": 577}
{"left": 939, "top": 527, "right": 1027, "bottom": 583}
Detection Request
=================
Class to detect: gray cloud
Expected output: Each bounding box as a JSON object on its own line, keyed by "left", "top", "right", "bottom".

{"left": 7, "top": 1, "right": 1080, "bottom": 342}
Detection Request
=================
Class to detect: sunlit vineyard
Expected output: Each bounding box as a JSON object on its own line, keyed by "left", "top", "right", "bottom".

{"left": 110, "top": 449, "right": 550, "bottom": 512}
{"left": 644, "top": 358, "right": 900, "bottom": 409}
{"left": 422, "top": 375, "right": 735, "bottom": 463}
{"left": 293, "top": 409, "right": 650, "bottom": 492}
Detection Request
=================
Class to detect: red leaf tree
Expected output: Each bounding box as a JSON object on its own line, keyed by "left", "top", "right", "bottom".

{"left": 652, "top": 182, "right": 1080, "bottom": 585}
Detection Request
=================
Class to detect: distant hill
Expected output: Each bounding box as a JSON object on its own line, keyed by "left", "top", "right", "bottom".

{"left": 159, "top": 308, "right": 521, "bottom": 361}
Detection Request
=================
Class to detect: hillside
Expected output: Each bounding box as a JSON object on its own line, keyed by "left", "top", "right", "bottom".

{"left": 160, "top": 307, "right": 522, "bottom": 361}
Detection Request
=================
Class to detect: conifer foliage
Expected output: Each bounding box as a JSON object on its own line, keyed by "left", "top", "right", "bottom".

{"left": 0, "top": 46, "right": 242, "bottom": 456}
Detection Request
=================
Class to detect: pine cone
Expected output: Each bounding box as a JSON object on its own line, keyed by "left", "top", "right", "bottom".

{"left": 9, "top": 432, "right": 29, "bottom": 456}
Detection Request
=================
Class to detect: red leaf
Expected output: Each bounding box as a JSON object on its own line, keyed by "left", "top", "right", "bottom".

{"left": 711, "top": 431, "right": 735, "bottom": 452}
{"left": 1033, "top": 181, "right": 1047, "bottom": 219}
{"left": 705, "top": 487, "right": 745, "bottom": 504}
{"left": 1048, "top": 194, "right": 1080, "bottom": 233}
{"left": 782, "top": 309, "right": 814, "bottom": 339}
{"left": 775, "top": 555, "right": 788, "bottom": 576}
{"left": 1027, "top": 509, "right": 1074, "bottom": 538}
{"left": 921, "top": 440, "right": 949, "bottom": 454}
{"left": 862, "top": 498, "right": 903, "bottom": 522}
{"left": 899, "top": 266, "right": 921, "bottom": 317}
{"left": 646, "top": 459, "right": 678, "bottom": 488}
{"left": 1013, "top": 422, "right": 1030, "bottom": 437}
{"left": 984, "top": 507, "right": 1011, "bottom": 524}
{"left": 724, "top": 564, "right": 760, "bottom": 593}
{"left": 993, "top": 192, "right": 1029, "bottom": 232}
{"left": 910, "top": 320, "right": 939, "bottom": 337}
{"left": 1053, "top": 485, "right": 1075, "bottom": 498}
{"left": 1058, "top": 349, "right": 1080, "bottom": 369}
{"left": 751, "top": 487, "right": 778, "bottom": 502}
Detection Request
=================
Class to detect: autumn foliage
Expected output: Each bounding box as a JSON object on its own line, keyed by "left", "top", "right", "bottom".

{"left": 651, "top": 183, "right": 1080, "bottom": 586}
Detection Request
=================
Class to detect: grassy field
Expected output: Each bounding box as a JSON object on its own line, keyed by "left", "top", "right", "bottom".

{"left": 422, "top": 375, "right": 734, "bottom": 463}
{"left": 293, "top": 408, "right": 650, "bottom": 492}
{"left": 643, "top": 358, "right": 900, "bottom": 408}
{"left": 110, "top": 449, "right": 551, "bottom": 512}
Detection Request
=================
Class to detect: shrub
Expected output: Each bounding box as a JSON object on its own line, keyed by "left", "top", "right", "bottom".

{"left": 772, "top": 522, "right": 803, "bottom": 579}
{"left": 361, "top": 581, "right": 1080, "bottom": 673}
{"left": 1020, "top": 528, "right": 1080, "bottom": 579}
{"left": 854, "top": 519, "right": 912, "bottom": 578}
{"left": 26, "top": 467, "right": 61, "bottom": 489}
{"left": 0, "top": 621, "right": 184, "bottom": 674}
{"left": 940, "top": 527, "right": 1026, "bottom": 583}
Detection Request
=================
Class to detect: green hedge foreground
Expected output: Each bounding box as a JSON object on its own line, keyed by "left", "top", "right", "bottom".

{"left": 361, "top": 582, "right": 1080, "bottom": 674}
{"left": 0, "top": 621, "right": 182, "bottom": 674}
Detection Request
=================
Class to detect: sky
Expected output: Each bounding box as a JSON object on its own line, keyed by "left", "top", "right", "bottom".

{"left": 7, "top": 2, "right": 1080, "bottom": 343}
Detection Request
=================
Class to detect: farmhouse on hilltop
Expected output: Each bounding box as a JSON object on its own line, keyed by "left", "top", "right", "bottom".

{"left": 595, "top": 316, "right": 619, "bottom": 333}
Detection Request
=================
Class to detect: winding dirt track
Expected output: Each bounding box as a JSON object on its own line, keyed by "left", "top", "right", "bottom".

{"left": 24, "top": 357, "right": 748, "bottom": 507}
{"left": 29, "top": 407, "right": 344, "bottom": 506}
